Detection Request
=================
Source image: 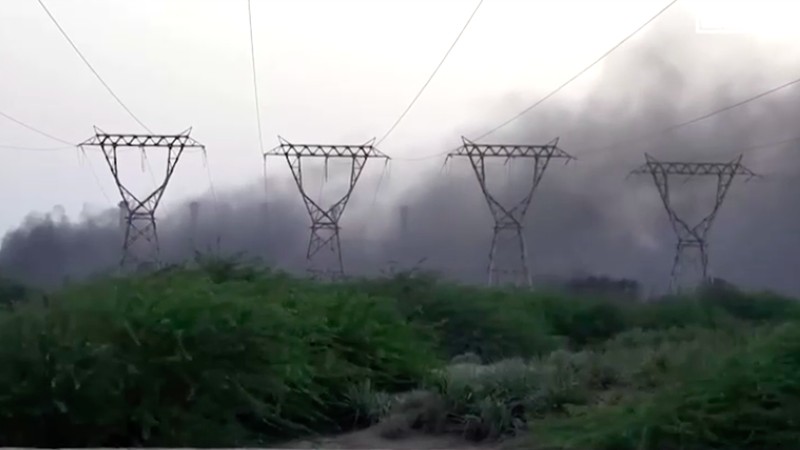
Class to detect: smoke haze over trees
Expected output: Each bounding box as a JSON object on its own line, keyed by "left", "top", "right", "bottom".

{"left": 2, "top": 7, "right": 799, "bottom": 295}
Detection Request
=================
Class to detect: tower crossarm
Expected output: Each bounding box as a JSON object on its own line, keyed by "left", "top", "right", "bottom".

{"left": 79, "top": 128, "right": 205, "bottom": 149}
{"left": 446, "top": 137, "right": 575, "bottom": 161}
{"left": 629, "top": 154, "right": 757, "bottom": 178}
{"left": 264, "top": 137, "right": 390, "bottom": 160}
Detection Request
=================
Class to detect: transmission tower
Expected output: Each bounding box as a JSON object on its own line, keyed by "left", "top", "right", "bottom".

{"left": 446, "top": 137, "right": 575, "bottom": 287}
{"left": 264, "top": 136, "right": 389, "bottom": 279}
{"left": 630, "top": 153, "right": 757, "bottom": 293}
{"left": 79, "top": 127, "right": 205, "bottom": 270}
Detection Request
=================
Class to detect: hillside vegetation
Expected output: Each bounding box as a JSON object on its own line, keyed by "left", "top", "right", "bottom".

{"left": 0, "top": 259, "right": 798, "bottom": 448}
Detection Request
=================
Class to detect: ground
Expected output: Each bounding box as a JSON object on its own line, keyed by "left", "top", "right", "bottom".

{"left": 283, "top": 425, "right": 504, "bottom": 450}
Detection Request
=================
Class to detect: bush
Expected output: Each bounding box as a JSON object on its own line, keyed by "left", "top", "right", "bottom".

{"left": 699, "top": 282, "right": 800, "bottom": 323}
{"left": 599, "top": 326, "right": 745, "bottom": 391}
{"left": 537, "top": 295, "right": 630, "bottom": 347}
{"left": 0, "top": 269, "right": 437, "bottom": 447}
{"left": 357, "top": 273, "right": 800, "bottom": 359}
{"left": 425, "top": 359, "right": 538, "bottom": 440}
{"left": 385, "top": 355, "right": 606, "bottom": 443}
{"left": 1, "top": 262, "right": 798, "bottom": 447}
{"left": 0, "top": 277, "right": 33, "bottom": 307}
{"left": 535, "top": 322, "right": 800, "bottom": 450}
{"left": 356, "top": 275, "right": 559, "bottom": 361}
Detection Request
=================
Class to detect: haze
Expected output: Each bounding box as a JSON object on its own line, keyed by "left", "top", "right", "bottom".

{"left": 2, "top": 0, "right": 800, "bottom": 295}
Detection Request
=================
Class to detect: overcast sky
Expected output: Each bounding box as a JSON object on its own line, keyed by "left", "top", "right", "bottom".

{"left": 2, "top": 0, "right": 790, "bottom": 230}
{"left": 2, "top": 0, "right": 800, "bottom": 293}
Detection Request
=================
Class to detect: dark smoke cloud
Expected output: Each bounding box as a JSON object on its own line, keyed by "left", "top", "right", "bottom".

{"left": 3, "top": 7, "right": 800, "bottom": 295}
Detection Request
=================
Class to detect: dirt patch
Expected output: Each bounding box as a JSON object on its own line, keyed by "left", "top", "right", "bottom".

{"left": 282, "top": 425, "right": 502, "bottom": 450}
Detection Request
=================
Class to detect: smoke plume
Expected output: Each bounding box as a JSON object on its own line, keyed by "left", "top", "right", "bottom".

{"left": 2, "top": 7, "right": 800, "bottom": 296}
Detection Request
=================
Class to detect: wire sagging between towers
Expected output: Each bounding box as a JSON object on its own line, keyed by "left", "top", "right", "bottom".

{"left": 471, "top": 0, "right": 679, "bottom": 142}
{"left": 376, "top": 0, "right": 484, "bottom": 147}
{"left": 386, "top": 0, "right": 679, "bottom": 162}
{"left": 247, "top": 0, "right": 266, "bottom": 156}
{"left": 36, "top": 0, "right": 152, "bottom": 134}
{"left": 3, "top": 0, "right": 800, "bottom": 292}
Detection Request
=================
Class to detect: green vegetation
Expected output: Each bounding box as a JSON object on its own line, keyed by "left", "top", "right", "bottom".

{"left": 0, "top": 259, "right": 798, "bottom": 448}
{"left": 0, "top": 276, "right": 33, "bottom": 307}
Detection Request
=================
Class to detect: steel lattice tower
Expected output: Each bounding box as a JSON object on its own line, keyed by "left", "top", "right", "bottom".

{"left": 447, "top": 137, "right": 575, "bottom": 287}
{"left": 79, "top": 127, "right": 205, "bottom": 270}
{"left": 264, "top": 136, "right": 389, "bottom": 279}
{"left": 630, "top": 153, "right": 757, "bottom": 293}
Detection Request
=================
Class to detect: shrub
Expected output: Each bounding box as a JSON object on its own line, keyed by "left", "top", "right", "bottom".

{"left": 535, "top": 322, "right": 800, "bottom": 450}
{"left": 389, "top": 355, "right": 603, "bottom": 443}
{"left": 1, "top": 262, "right": 798, "bottom": 447}
{"left": 538, "top": 296, "right": 630, "bottom": 347}
{"left": 357, "top": 275, "right": 559, "bottom": 361}
{"left": 699, "top": 283, "right": 800, "bottom": 323}
{"left": 0, "top": 269, "right": 437, "bottom": 447}
{"left": 357, "top": 272, "right": 800, "bottom": 360}
{"left": 429, "top": 359, "right": 536, "bottom": 440}
{"left": 0, "top": 277, "right": 32, "bottom": 307}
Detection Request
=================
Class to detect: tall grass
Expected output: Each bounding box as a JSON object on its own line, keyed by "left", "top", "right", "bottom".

{"left": 534, "top": 323, "right": 800, "bottom": 450}
{"left": 360, "top": 327, "right": 757, "bottom": 444}
{"left": 0, "top": 269, "right": 437, "bottom": 447}
{"left": 0, "top": 263, "right": 798, "bottom": 447}
{"left": 0, "top": 276, "right": 32, "bottom": 307}
{"left": 356, "top": 272, "right": 800, "bottom": 358}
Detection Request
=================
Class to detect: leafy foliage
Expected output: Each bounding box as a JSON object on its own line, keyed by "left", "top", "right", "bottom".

{"left": 0, "top": 264, "right": 798, "bottom": 448}
{"left": 353, "top": 274, "right": 560, "bottom": 361}
{"left": 0, "top": 276, "right": 33, "bottom": 307}
{"left": 0, "top": 269, "right": 436, "bottom": 447}
{"left": 535, "top": 323, "right": 800, "bottom": 450}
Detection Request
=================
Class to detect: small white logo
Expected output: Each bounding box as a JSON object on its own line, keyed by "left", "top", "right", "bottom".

{"left": 693, "top": 0, "right": 799, "bottom": 36}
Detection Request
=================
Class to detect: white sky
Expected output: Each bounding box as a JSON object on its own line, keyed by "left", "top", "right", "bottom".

{"left": 1, "top": 0, "right": 799, "bottom": 234}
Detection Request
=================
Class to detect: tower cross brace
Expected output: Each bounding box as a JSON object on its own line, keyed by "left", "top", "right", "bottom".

{"left": 630, "top": 153, "right": 757, "bottom": 292}
{"left": 264, "top": 136, "right": 389, "bottom": 279}
{"left": 79, "top": 127, "right": 205, "bottom": 269}
{"left": 446, "top": 137, "right": 575, "bottom": 287}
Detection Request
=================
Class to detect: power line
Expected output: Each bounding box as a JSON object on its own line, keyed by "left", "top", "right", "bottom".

{"left": 1, "top": 110, "right": 114, "bottom": 203}
{"left": 370, "top": 160, "right": 392, "bottom": 209}
{"left": 0, "top": 144, "right": 72, "bottom": 151}
{"left": 701, "top": 135, "right": 800, "bottom": 160}
{"left": 393, "top": 74, "right": 800, "bottom": 163}
{"left": 36, "top": 0, "right": 152, "bottom": 133}
{"left": 201, "top": 153, "right": 225, "bottom": 248}
{"left": 472, "top": 0, "right": 678, "bottom": 142}
{"left": 389, "top": 0, "right": 678, "bottom": 162}
{"left": 581, "top": 74, "right": 800, "bottom": 158}
{"left": 662, "top": 76, "right": 800, "bottom": 134}
{"left": 0, "top": 110, "right": 75, "bottom": 146}
{"left": 739, "top": 135, "right": 800, "bottom": 154}
{"left": 198, "top": 144, "right": 222, "bottom": 215}
{"left": 37, "top": 0, "right": 162, "bottom": 193}
{"left": 139, "top": 149, "right": 160, "bottom": 190}
{"left": 391, "top": 148, "right": 453, "bottom": 162}
{"left": 78, "top": 148, "right": 113, "bottom": 203}
{"left": 376, "top": 0, "right": 484, "bottom": 147}
{"left": 204, "top": 159, "right": 219, "bottom": 204}
{"left": 247, "top": 0, "right": 266, "bottom": 155}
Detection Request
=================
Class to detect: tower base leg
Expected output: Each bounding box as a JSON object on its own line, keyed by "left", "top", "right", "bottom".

{"left": 306, "top": 223, "right": 344, "bottom": 281}
{"left": 120, "top": 213, "right": 161, "bottom": 272}
{"left": 487, "top": 225, "right": 531, "bottom": 288}
{"left": 669, "top": 241, "right": 709, "bottom": 294}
